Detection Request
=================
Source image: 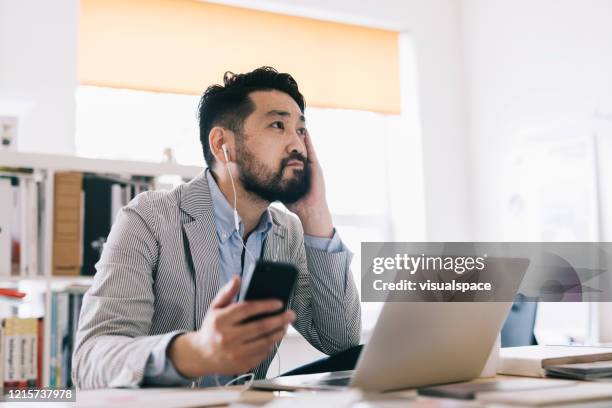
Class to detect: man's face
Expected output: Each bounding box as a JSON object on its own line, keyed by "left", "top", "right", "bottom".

{"left": 234, "top": 90, "right": 310, "bottom": 204}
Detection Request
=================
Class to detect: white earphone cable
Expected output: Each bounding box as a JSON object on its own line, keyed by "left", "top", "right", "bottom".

{"left": 223, "top": 149, "right": 256, "bottom": 264}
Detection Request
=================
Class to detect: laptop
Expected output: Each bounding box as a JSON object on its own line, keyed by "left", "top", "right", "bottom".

{"left": 253, "top": 258, "right": 529, "bottom": 392}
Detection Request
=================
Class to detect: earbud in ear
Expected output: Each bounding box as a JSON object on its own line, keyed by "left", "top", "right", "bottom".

{"left": 222, "top": 143, "right": 229, "bottom": 163}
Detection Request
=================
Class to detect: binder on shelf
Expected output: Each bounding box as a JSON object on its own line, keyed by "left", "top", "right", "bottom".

{"left": 55, "top": 291, "right": 68, "bottom": 388}
{"left": 2, "top": 317, "right": 18, "bottom": 390}
{"left": 52, "top": 172, "right": 83, "bottom": 276}
{"left": 0, "top": 178, "right": 11, "bottom": 276}
{"left": 9, "top": 177, "right": 20, "bottom": 276}
{"left": 36, "top": 317, "right": 43, "bottom": 388}
{"left": 81, "top": 176, "right": 113, "bottom": 276}
{"left": 50, "top": 285, "right": 89, "bottom": 389}
{"left": 49, "top": 293, "right": 57, "bottom": 388}
{"left": 24, "top": 177, "right": 40, "bottom": 277}
{"left": 0, "top": 317, "right": 43, "bottom": 391}
{"left": 0, "top": 173, "right": 43, "bottom": 278}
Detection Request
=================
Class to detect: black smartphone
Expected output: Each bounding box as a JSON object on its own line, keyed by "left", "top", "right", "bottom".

{"left": 242, "top": 261, "right": 298, "bottom": 323}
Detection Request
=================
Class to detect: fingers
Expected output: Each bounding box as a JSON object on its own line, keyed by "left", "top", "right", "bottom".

{"left": 216, "top": 322, "right": 290, "bottom": 374}
{"left": 238, "top": 310, "right": 295, "bottom": 342}
{"left": 217, "top": 299, "right": 284, "bottom": 325}
{"left": 240, "top": 325, "right": 288, "bottom": 357}
{"left": 234, "top": 344, "right": 280, "bottom": 374}
{"left": 211, "top": 276, "right": 241, "bottom": 309}
{"left": 303, "top": 132, "right": 319, "bottom": 164}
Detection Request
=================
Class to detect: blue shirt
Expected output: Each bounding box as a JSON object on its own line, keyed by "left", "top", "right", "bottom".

{"left": 143, "top": 169, "right": 346, "bottom": 386}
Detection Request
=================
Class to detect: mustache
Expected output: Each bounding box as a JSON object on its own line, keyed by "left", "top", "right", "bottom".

{"left": 280, "top": 152, "right": 307, "bottom": 168}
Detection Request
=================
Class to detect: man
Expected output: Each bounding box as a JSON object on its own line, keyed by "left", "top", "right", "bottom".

{"left": 72, "top": 67, "right": 362, "bottom": 389}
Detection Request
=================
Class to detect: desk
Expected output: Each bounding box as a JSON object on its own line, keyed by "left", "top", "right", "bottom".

{"left": 71, "top": 375, "right": 612, "bottom": 408}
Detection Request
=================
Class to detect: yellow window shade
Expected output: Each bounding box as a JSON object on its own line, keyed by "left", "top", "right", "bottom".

{"left": 79, "top": 0, "right": 400, "bottom": 114}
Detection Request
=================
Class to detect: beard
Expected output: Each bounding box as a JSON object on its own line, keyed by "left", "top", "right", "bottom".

{"left": 236, "top": 141, "right": 311, "bottom": 205}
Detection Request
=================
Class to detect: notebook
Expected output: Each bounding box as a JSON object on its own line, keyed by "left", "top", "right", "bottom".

{"left": 545, "top": 360, "right": 612, "bottom": 381}
{"left": 498, "top": 345, "right": 612, "bottom": 377}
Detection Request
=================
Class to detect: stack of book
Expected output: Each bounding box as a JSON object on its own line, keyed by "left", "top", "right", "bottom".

{"left": 545, "top": 360, "right": 612, "bottom": 380}
{"left": 0, "top": 316, "right": 44, "bottom": 392}
{"left": 499, "top": 345, "right": 612, "bottom": 378}
{"left": 48, "top": 285, "right": 89, "bottom": 389}
{"left": 0, "top": 170, "right": 45, "bottom": 278}
{"left": 53, "top": 172, "right": 152, "bottom": 277}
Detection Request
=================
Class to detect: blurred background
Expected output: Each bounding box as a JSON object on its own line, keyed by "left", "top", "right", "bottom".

{"left": 1, "top": 0, "right": 612, "bottom": 375}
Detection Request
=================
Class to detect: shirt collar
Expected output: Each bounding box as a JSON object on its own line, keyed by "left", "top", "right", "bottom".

{"left": 206, "top": 169, "right": 273, "bottom": 243}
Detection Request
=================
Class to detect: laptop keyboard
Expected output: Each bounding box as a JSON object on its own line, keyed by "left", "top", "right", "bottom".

{"left": 317, "top": 377, "right": 351, "bottom": 387}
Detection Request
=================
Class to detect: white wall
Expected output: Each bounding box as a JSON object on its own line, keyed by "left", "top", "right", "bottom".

{"left": 394, "top": 0, "right": 471, "bottom": 242}
{"left": 462, "top": 0, "right": 612, "bottom": 343}
{"left": 0, "top": 0, "right": 78, "bottom": 154}
{"left": 462, "top": 0, "right": 612, "bottom": 240}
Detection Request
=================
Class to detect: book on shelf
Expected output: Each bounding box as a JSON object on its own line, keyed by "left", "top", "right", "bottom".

{"left": 53, "top": 172, "right": 153, "bottom": 277}
{"left": 0, "top": 178, "right": 10, "bottom": 276}
{"left": 0, "top": 289, "right": 26, "bottom": 299}
{"left": 1, "top": 165, "right": 157, "bottom": 279}
{"left": 81, "top": 176, "right": 112, "bottom": 276}
{"left": 0, "top": 285, "right": 88, "bottom": 392}
{"left": 0, "top": 171, "right": 44, "bottom": 278}
{"left": 49, "top": 285, "right": 89, "bottom": 389}
{"left": 52, "top": 172, "right": 82, "bottom": 277}
{"left": 0, "top": 316, "right": 43, "bottom": 392}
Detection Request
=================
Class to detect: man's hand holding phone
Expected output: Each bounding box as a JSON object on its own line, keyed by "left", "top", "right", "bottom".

{"left": 168, "top": 276, "right": 295, "bottom": 379}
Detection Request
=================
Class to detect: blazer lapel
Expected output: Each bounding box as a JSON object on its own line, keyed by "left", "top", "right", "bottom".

{"left": 180, "top": 170, "right": 221, "bottom": 330}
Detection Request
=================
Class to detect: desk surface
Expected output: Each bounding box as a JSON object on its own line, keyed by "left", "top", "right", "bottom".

{"left": 69, "top": 375, "right": 612, "bottom": 408}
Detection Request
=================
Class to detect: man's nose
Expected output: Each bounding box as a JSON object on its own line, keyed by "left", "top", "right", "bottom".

{"left": 286, "top": 129, "right": 306, "bottom": 156}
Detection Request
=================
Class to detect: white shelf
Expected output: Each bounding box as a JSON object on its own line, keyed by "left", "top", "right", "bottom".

{"left": 0, "top": 276, "right": 95, "bottom": 283}
{"left": 0, "top": 151, "right": 202, "bottom": 179}
{"left": 0, "top": 151, "right": 201, "bottom": 388}
{"left": 0, "top": 276, "right": 47, "bottom": 282}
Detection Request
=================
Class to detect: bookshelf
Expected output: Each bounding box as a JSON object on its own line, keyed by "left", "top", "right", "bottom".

{"left": 0, "top": 151, "right": 201, "bottom": 388}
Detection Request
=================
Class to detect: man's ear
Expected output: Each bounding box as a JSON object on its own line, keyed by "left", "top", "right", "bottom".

{"left": 209, "top": 127, "right": 230, "bottom": 164}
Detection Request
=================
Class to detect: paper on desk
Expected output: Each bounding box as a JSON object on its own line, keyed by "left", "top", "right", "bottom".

{"left": 476, "top": 382, "right": 612, "bottom": 406}
{"left": 257, "top": 391, "right": 476, "bottom": 408}
{"left": 261, "top": 389, "right": 362, "bottom": 408}
{"left": 353, "top": 398, "right": 481, "bottom": 408}
{"left": 77, "top": 387, "right": 242, "bottom": 408}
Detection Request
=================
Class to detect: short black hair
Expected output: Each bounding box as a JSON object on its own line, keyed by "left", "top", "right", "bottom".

{"left": 197, "top": 66, "right": 305, "bottom": 167}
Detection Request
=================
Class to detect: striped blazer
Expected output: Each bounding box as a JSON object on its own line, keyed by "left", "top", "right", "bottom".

{"left": 72, "top": 170, "right": 361, "bottom": 390}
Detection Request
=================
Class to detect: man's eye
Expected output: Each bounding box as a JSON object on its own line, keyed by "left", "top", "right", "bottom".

{"left": 297, "top": 128, "right": 307, "bottom": 136}
{"left": 271, "top": 121, "right": 284, "bottom": 129}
